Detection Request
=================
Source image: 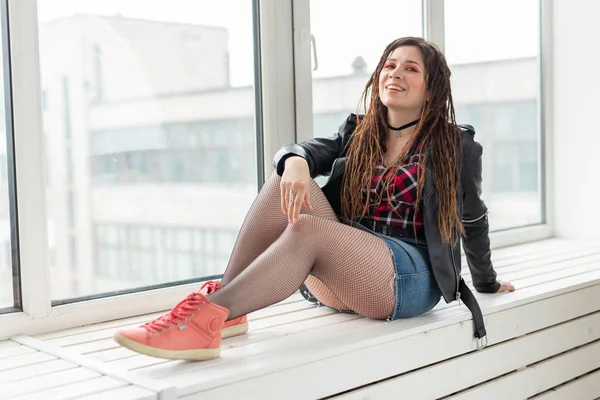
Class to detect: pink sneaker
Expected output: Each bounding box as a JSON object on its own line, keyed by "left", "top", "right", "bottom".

{"left": 114, "top": 292, "right": 229, "bottom": 361}
{"left": 199, "top": 280, "right": 248, "bottom": 339}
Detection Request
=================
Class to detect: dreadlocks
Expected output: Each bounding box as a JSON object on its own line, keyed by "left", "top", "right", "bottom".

{"left": 341, "top": 37, "right": 464, "bottom": 244}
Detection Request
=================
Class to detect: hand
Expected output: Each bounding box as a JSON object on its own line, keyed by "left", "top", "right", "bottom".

{"left": 496, "top": 280, "right": 515, "bottom": 293}
{"left": 280, "top": 157, "right": 314, "bottom": 224}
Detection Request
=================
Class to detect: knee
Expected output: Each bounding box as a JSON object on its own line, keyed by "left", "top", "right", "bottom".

{"left": 286, "top": 214, "right": 321, "bottom": 235}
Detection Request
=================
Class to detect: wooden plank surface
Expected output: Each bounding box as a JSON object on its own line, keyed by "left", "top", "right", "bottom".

{"left": 9, "top": 335, "right": 175, "bottom": 396}
{"left": 0, "top": 367, "right": 100, "bottom": 399}
{"left": 0, "top": 359, "right": 76, "bottom": 383}
{"left": 0, "top": 351, "right": 55, "bottom": 371}
{"left": 530, "top": 369, "right": 600, "bottom": 400}
{"left": 0, "top": 343, "right": 36, "bottom": 359}
{"left": 333, "top": 312, "right": 600, "bottom": 399}
{"left": 76, "top": 385, "right": 156, "bottom": 400}
{"left": 0, "top": 340, "right": 17, "bottom": 350}
{"left": 464, "top": 247, "right": 600, "bottom": 284}
{"left": 12, "top": 377, "right": 130, "bottom": 400}
{"left": 447, "top": 340, "right": 600, "bottom": 400}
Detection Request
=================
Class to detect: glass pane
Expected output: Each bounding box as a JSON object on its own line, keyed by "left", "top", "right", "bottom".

{"left": 37, "top": 1, "right": 258, "bottom": 301}
{"left": 0, "top": 7, "right": 16, "bottom": 309}
{"left": 445, "top": 0, "right": 542, "bottom": 231}
{"left": 310, "top": 0, "right": 423, "bottom": 138}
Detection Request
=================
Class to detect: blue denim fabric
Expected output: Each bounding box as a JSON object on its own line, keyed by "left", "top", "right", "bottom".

{"left": 351, "top": 222, "right": 442, "bottom": 320}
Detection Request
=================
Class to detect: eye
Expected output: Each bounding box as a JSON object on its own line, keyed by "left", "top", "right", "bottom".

{"left": 406, "top": 67, "right": 418, "bottom": 72}
{"left": 385, "top": 64, "right": 395, "bottom": 69}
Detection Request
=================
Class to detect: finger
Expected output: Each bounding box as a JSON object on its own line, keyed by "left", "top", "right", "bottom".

{"left": 499, "top": 283, "right": 515, "bottom": 293}
{"left": 304, "top": 189, "right": 314, "bottom": 212}
{"left": 293, "top": 189, "right": 304, "bottom": 222}
{"left": 289, "top": 188, "right": 300, "bottom": 223}
{"left": 287, "top": 190, "right": 295, "bottom": 223}
{"left": 281, "top": 183, "right": 289, "bottom": 214}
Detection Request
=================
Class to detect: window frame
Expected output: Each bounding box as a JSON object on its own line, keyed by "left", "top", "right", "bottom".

{"left": 0, "top": 0, "right": 553, "bottom": 339}
{"left": 0, "top": 0, "right": 20, "bottom": 315}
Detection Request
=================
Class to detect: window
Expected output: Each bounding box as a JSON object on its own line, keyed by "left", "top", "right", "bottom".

{"left": 0, "top": 4, "right": 17, "bottom": 311}
{"left": 94, "top": 224, "right": 236, "bottom": 287}
{"left": 308, "top": 0, "right": 422, "bottom": 139}
{"left": 89, "top": 119, "right": 255, "bottom": 185}
{"left": 445, "top": 0, "right": 542, "bottom": 231}
{"left": 37, "top": 0, "right": 259, "bottom": 302}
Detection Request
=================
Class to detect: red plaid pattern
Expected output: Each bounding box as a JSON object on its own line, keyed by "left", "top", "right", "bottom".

{"left": 364, "top": 153, "right": 424, "bottom": 238}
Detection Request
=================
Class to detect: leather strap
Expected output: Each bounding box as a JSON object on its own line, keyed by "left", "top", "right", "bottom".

{"left": 459, "top": 278, "right": 487, "bottom": 347}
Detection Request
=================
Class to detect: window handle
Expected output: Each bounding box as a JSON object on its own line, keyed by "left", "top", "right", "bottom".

{"left": 310, "top": 34, "right": 318, "bottom": 71}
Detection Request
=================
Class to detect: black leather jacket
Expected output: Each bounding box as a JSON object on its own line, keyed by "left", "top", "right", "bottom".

{"left": 272, "top": 113, "right": 500, "bottom": 306}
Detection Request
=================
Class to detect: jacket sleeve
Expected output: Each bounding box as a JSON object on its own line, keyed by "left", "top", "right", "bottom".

{"left": 272, "top": 114, "right": 357, "bottom": 178}
{"left": 460, "top": 126, "right": 501, "bottom": 294}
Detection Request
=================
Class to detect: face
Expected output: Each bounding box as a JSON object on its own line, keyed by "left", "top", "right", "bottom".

{"left": 378, "top": 45, "right": 428, "bottom": 113}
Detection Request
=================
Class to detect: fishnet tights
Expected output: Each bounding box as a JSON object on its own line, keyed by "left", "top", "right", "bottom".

{"left": 221, "top": 173, "right": 349, "bottom": 310}
{"left": 210, "top": 173, "right": 396, "bottom": 320}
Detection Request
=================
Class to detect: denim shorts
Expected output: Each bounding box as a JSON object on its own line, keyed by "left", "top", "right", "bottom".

{"left": 351, "top": 222, "right": 442, "bottom": 320}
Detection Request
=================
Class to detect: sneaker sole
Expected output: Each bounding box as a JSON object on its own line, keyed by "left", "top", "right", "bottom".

{"left": 222, "top": 321, "right": 248, "bottom": 339}
{"left": 113, "top": 333, "right": 220, "bottom": 361}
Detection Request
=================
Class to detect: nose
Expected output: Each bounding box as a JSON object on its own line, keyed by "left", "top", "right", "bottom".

{"left": 389, "top": 68, "right": 404, "bottom": 80}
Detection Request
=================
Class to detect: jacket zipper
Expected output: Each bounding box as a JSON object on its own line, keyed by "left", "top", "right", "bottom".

{"left": 458, "top": 212, "right": 486, "bottom": 299}
{"left": 450, "top": 245, "right": 461, "bottom": 304}
{"left": 462, "top": 211, "right": 487, "bottom": 224}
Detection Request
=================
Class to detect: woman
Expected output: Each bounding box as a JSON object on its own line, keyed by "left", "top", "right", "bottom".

{"left": 114, "top": 37, "right": 515, "bottom": 361}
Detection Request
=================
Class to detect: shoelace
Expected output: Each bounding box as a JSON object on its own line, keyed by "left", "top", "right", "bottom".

{"left": 199, "top": 280, "right": 220, "bottom": 295}
{"left": 142, "top": 292, "right": 205, "bottom": 333}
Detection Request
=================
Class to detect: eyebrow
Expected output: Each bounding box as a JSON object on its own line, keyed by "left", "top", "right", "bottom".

{"left": 386, "top": 58, "right": 422, "bottom": 67}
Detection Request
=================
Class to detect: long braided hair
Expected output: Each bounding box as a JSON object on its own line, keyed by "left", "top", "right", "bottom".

{"left": 341, "top": 37, "right": 464, "bottom": 244}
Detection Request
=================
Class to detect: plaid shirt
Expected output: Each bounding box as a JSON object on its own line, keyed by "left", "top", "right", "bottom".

{"left": 363, "top": 153, "right": 424, "bottom": 238}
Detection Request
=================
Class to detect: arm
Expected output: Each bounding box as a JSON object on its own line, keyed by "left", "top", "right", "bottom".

{"left": 460, "top": 126, "right": 501, "bottom": 294}
{"left": 272, "top": 114, "right": 357, "bottom": 178}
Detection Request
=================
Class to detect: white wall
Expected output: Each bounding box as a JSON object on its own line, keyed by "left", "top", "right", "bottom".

{"left": 552, "top": 0, "right": 600, "bottom": 239}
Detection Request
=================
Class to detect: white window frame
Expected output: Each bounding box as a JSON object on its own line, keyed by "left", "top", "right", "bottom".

{"left": 0, "top": 0, "right": 553, "bottom": 339}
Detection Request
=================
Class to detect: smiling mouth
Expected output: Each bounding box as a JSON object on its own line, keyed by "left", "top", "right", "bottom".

{"left": 385, "top": 85, "right": 405, "bottom": 92}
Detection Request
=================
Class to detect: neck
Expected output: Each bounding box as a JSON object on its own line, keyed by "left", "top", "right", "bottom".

{"left": 386, "top": 109, "right": 421, "bottom": 139}
{"left": 387, "top": 109, "right": 420, "bottom": 128}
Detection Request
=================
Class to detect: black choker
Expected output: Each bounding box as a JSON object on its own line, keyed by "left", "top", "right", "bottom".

{"left": 387, "top": 119, "right": 419, "bottom": 137}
